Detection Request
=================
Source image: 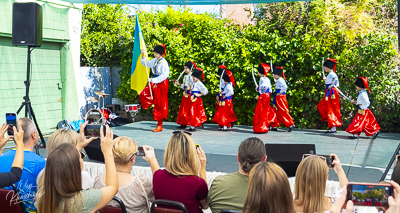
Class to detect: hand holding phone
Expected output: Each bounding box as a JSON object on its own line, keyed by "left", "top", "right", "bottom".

{"left": 346, "top": 182, "right": 393, "bottom": 207}
{"left": 137, "top": 147, "right": 145, "bottom": 156}
{"left": 84, "top": 124, "right": 104, "bottom": 137}
{"left": 0, "top": 123, "right": 12, "bottom": 150}
{"left": 6, "top": 113, "right": 17, "bottom": 136}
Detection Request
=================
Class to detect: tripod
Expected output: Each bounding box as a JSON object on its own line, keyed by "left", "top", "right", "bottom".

{"left": 379, "top": 142, "right": 400, "bottom": 181}
{"left": 16, "top": 46, "right": 46, "bottom": 154}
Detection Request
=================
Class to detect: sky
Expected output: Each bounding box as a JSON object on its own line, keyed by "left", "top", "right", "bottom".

{"left": 127, "top": 4, "right": 221, "bottom": 15}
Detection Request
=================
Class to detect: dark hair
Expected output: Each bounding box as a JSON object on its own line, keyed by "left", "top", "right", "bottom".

{"left": 238, "top": 137, "right": 266, "bottom": 173}
{"left": 392, "top": 163, "right": 400, "bottom": 184}
{"left": 38, "top": 143, "right": 83, "bottom": 213}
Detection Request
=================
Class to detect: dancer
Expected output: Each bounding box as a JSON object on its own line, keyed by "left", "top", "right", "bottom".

{"left": 175, "top": 61, "right": 196, "bottom": 129}
{"left": 253, "top": 63, "right": 277, "bottom": 133}
{"left": 270, "top": 66, "right": 295, "bottom": 132}
{"left": 317, "top": 58, "right": 342, "bottom": 133}
{"left": 346, "top": 77, "right": 380, "bottom": 139}
{"left": 140, "top": 44, "right": 170, "bottom": 132}
{"left": 216, "top": 65, "right": 228, "bottom": 110}
{"left": 213, "top": 71, "right": 237, "bottom": 131}
{"left": 187, "top": 68, "right": 208, "bottom": 131}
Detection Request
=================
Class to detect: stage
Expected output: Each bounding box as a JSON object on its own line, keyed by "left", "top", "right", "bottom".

{"left": 110, "top": 121, "right": 400, "bottom": 182}
{"left": 3, "top": 121, "right": 399, "bottom": 182}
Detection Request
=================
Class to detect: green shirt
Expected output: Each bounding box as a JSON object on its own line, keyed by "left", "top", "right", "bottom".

{"left": 207, "top": 172, "right": 249, "bottom": 213}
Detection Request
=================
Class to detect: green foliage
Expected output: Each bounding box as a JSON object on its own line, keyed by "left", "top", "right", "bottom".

{"left": 81, "top": 2, "right": 400, "bottom": 132}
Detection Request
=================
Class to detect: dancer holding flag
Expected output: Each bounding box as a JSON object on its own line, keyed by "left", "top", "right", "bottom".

{"left": 253, "top": 63, "right": 277, "bottom": 133}
{"left": 175, "top": 61, "right": 196, "bottom": 129}
{"left": 317, "top": 58, "right": 342, "bottom": 133}
{"left": 215, "top": 65, "right": 227, "bottom": 110}
{"left": 346, "top": 77, "right": 380, "bottom": 139}
{"left": 187, "top": 68, "right": 208, "bottom": 131}
{"left": 213, "top": 70, "right": 237, "bottom": 131}
{"left": 139, "top": 44, "right": 170, "bottom": 132}
{"left": 270, "top": 66, "right": 295, "bottom": 132}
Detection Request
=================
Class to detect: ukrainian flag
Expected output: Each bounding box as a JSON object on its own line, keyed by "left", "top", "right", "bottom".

{"left": 131, "top": 15, "right": 149, "bottom": 93}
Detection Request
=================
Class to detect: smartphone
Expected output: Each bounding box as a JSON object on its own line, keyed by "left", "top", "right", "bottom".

{"left": 346, "top": 182, "right": 394, "bottom": 207}
{"left": 302, "top": 154, "right": 335, "bottom": 168}
{"left": 84, "top": 124, "right": 102, "bottom": 137}
{"left": 195, "top": 144, "right": 200, "bottom": 149}
{"left": 6, "top": 113, "right": 17, "bottom": 136}
{"left": 137, "top": 147, "right": 145, "bottom": 156}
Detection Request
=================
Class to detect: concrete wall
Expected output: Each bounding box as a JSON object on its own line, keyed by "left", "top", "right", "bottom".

{"left": 221, "top": 4, "right": 254, "bottom": 25}
{"left": 0, "top": 0, "right": 82, "bottom": 134}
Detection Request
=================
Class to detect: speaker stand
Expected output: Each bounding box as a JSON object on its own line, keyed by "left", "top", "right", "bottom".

{"left": 16, "top": 46, "right": 46, "bottom": 155}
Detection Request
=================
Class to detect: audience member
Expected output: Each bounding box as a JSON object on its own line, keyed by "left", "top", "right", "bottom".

{"left": 392, "top": 163, "right": 400, "bottom": 184}
{"left": 294, "top": 154, "right": 348, "bottom": 213}
{"left": 142, "top": 130, "right": 208, "bottom": 213}
{"left": 35, "top": 126, "right": 118, "bottom": 213}
{"left": 0, "top": 117, "right": 46, "bottom": 212}
{"left": 0, "top": 120, "right": 24, "bottom": 187}
{"left": 93, "top": 136, "right": 154, "bottom": 212}
{"left": 208, "top": 137, "right": 267, "bottom": 213}
{"left": 37, "top": 122, "right": 95, "bottom": 189}
{"left": 243, "top": 161, "right": 295, "bottom": 213}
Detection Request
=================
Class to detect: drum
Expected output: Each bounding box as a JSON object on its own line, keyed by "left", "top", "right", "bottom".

{"left": 125, "top": 104, "right": 140, "bottom": 112}
{"left": 100, "top": 108, "right": 112, "bottom": 120}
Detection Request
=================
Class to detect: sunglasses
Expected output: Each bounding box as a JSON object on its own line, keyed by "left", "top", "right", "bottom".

{"left": 172, "top": 130, "right": 192, "bottom": 136}
{"left": 80, "top": 151, "right": 86, "bottom": 160}
{"left": 302, "top": 154, "right": 326, "bottom": 161}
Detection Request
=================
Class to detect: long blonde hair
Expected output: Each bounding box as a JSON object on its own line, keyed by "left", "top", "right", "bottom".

{"left": 294, "top": 156, "right": 329, "bottom": 213}
{"left": 112, "top": 136, "right": 138, "bottom": 165}
{"left": 243, "top": 162, "right": 295, "bottom": 213}
{"left": 164, "top": 132, "right": 200, "bottom": 176}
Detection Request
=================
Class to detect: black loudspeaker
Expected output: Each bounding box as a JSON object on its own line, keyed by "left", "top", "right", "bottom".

{"left": 84, "top": 134, "right": 119, "bottom": 162}
{"left": 265, "top": 144, "right": 316, "bottom": 177}
{"left": 12, "top": 3, "right": 43, "bottom": 47}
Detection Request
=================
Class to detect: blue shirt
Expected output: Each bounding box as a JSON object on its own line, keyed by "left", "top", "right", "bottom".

{"left": 0, "top": 149, "right": 46, "bottom": 212}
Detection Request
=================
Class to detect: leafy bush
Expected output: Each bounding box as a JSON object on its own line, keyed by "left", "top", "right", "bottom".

{"left": 81, "top": 2, "right": 400, "bottom": 132}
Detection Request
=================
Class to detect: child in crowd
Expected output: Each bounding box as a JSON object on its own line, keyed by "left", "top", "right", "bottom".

{"left": 175, "top": 61, "right": 196, "bottom": 129}
{"left": 253, "top": 63, "right": 277, "bottom": 133}
{"left": 213, "top": 71, "right": 237, "bottom": 131}
{"left": 346, "top": 77, "right": 380, "bottom": 139}
{"left": 317, "top": 58, "right": 342, "bottom": 133}
{"left": 270, "top": 66, "right": 295, "bottom": 132}
{"left": 188, "top": 68, "right": 208, "bottom": 131}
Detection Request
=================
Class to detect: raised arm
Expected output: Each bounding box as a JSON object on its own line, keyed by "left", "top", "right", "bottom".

{"left": 142, "top": 145, "right": 161, "bottom": 175}
{"left": 331, "top": 153, "right": 348, "bottom": 188}
{"left": 91, "top": 126, "right": 118, "bottom": 213}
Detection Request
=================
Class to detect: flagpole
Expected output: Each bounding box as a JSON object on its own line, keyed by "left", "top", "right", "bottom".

{"left": 144, "top": 57, "right": 153, "bottom": 100}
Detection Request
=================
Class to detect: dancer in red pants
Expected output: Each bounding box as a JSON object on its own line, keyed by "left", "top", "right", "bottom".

{"left": 187, "top": 68, "right": 208, "bottom": 131}
{"left": 175, "top": 61, "right": 196, "bottom": 129}
{"left": 270, "top": 66, "right": 295, "bottom": 132}
{"left": 317, "top": 58, "right": 342, "bottom": 133}
{"left": 140, "top": 44, "right": 170, "bottom": 132}
{"left": 346, "top": 77, "right": 380, "bottom": 139}
{"left": 253, "top": 63, "right": 277, "bottom": 133}
{"left": 213, "top": 71, "right": 237, "bottom": 131}
{"left": 215, "top": 65, "right": 228, "bottom": 111}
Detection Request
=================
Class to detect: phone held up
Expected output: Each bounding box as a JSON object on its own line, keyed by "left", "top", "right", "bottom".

{"left": 137, "top": 147, "right": 145, "bottom": 156}
{"left": 302, "top": 154, "right": 335, "bottom": 168}
{"left": 346, "top": 182, "right": 393, "bottom": 207}
{"left": 6, "top": 113, "right": 17, "bottom": 136}
{"left": 84, "top": 124, "right": 105, "bottom": 137}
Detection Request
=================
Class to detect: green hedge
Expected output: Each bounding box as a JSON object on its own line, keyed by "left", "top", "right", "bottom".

{"left": 81, "top": 3, "right": 400, "bottom": 132}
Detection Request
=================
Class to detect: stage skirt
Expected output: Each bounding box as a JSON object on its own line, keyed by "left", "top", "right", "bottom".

{"left": 317, "top": 88, "right": 342, "bottom": 128}
{"left": 188, "top": 96, "right": 207, "bottom": 127}
{"left": 212, "top": 98, "right": 237, "bottom": 127}
{"left": 346, "top": 109, "right": 380, "bottom": 136}
{"left": 271, "top": 94, "right": 294, "bottom": 128}
{"left": 177, "top": 91, "right": 191, "bottom": 126}
{"left": 139, "top": 79, "right": 169, "bottom": 121}
{"left": 253, "top": 93, "right": 277, "bottom": 133}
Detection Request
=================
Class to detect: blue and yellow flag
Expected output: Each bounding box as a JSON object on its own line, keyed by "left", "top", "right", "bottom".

{"left": 131, "top": 15, "right": 149, "bottom": 93}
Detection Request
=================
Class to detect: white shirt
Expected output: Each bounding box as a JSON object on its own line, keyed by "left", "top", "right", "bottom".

{"left": 325, "top": 72, "right": 339, "bottom": 87}
{"left": 222, "top": 82, "right": 234, "bottom": 97}
{"left": 258, "top": 77, "right": 272, "bottom": 94}
{"left": 275, "top": 77, "right": 287, "bottom": 93}
{"left": 357, "top": 90, "right": 370, "bottom": 110}
{"left": 219, "top": 80, "right": 226, "bottom": 91}
{"left": 140, "top": 57, "right": 170, "bottom": 84}
{"left": 180, "top": 74, "right": 194, "bottom": 90}
{"left": 191, "top": 81, "right": 208, "bottom": 96}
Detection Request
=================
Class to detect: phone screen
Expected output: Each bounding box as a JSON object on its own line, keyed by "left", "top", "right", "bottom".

{"left": 137, "top": 147, "right": 145, "bottom": 156}
{"left": 347, "top": 183, "right": 393, "bottom": 207}
{"left": 6, "top": 113, "right": 17, "bottom": 136}
{"left": 84, "top": 124, "right": 102, "bottom": 137}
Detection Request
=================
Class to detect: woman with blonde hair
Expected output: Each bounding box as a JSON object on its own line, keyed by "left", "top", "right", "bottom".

{"left": 294, "top": 154, "right": 348, "bottom": 213}
{"left": 37, "top": 122, "right": 95, "bottom": 189}
{"left": 93, "top": 136, "right": 154, "bottom": 212}
{"left": 142, "top": 130, "right": 208, "bottom": 213}
{"left": 243, "top": 161, "right": 295, "bottom": 213}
